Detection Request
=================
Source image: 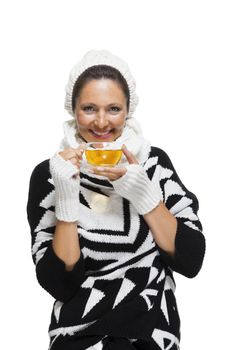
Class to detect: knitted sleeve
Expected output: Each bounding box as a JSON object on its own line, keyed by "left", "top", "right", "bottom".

{"left": 155, "top": 148, "right": 206, "bottom": 278}
{"left": 26, "top": 160, "right": 86, "bottom": 302}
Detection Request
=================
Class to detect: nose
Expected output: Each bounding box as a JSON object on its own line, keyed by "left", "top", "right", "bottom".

{"left": 94, "top": 109, "right": 109, "bottom": 129}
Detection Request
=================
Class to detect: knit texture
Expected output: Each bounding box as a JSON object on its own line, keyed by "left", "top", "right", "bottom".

{"left": 64, "top": 50, "right": 139, "bottom": 119}
{"left": 110, "top": 163, "right": 162, "bottom": 215}
{"left": 26, "top": 146, "right": 206, "bottom": 350}
{"left": 49, "top": 152, "right": 80, "bottom": 222}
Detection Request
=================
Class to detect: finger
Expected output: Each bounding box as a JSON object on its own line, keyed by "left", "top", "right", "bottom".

{"left": 63, "top": 146, "right": 84, "bottom": 161}
{"left": 75, "top": 144, "right": 86, "bottom": 159}
{"left": 93, "top": 166, "right": 126, "bottom": 174}
{"left": 60, "top": 149, "right": 79, "bottom": 161}
{"left": 121, "top": 144, "right": 139, "bottom": 164}
{"left": 58, "top": 149, "right": 73, "bottom": 160}
{"left": 69, "top": 158, "right": 80, "bottom": 169}
{"left": 69, "top": 158, "right": 78, "bottom": 165}
{"left": 75, "top": 149, "right": 85, "bottom": 161}
{"left": 90, "top": 170, "right": 120, "bottom": 181}
{"left": 65, "top": 152, "right": 82, "bottom": 163}
{"left": 75, "top": 143, "right": 86, "bottom": 152}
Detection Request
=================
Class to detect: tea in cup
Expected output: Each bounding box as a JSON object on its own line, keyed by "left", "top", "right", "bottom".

{"left": 83, "top": 142, "right": 123, "bottom": 167}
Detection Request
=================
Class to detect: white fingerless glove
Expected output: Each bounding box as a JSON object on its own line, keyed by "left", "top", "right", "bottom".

{"left": 110, "top": 164, "right": 162, "bottom": 215}
{"left": 49, "top": 152, "right": 80, "bottom": 222}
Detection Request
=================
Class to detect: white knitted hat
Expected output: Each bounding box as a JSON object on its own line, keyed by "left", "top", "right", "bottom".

{"left": 64, "top": 49, "right": 139, "bottom": 119}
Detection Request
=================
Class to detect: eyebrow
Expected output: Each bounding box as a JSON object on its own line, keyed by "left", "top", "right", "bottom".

{"left": 80, "top": 102, "right": 122, "bottom": 107}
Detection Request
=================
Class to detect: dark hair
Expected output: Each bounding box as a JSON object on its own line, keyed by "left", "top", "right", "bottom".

{"left": 71, "top": 65, "right": 130, "bottom": 112}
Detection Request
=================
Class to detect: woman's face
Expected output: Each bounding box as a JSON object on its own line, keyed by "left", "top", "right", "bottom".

{"left": 74, "top": 79, "right": 128, "bottom": 142}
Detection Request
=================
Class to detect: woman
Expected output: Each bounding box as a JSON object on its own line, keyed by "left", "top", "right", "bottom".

{"left": 27, "top": 50, "right": 206, "bottom": 350}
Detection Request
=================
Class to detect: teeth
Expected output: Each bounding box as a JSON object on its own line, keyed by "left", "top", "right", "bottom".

{"left": 92, "top": 130, "right": 112, "bottom": 135}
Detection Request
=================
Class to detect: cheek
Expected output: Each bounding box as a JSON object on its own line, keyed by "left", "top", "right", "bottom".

{"left": 112, "top": 112, "right": 126, "bottom": 123}
{"left": 114, "top": 115, "right": 126, "bottom": 128}
{"left": 76, "top": 114, "right": 92, "bottom": 128}
{"left": 114, "top": 123, "right": 125, "bottom": 131}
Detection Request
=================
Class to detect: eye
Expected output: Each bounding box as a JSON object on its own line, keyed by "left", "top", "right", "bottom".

{"left": 83, "top": 106, "right": 95, "bottom": 112}
{"left": 110, "top": 106, "right": 121, "bottom": 112}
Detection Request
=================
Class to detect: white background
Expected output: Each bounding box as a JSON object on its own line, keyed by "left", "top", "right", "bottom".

{"left": 1, "top": 0, "right": 232, "bottom": 349}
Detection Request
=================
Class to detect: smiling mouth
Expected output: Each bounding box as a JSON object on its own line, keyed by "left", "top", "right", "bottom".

{"left": 89, "top": 129, "right": 114, "bottom": 136}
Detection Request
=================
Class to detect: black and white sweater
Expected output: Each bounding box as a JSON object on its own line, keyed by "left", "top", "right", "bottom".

{"left": 26, "top": 146, "right": 205, "bottom": 350}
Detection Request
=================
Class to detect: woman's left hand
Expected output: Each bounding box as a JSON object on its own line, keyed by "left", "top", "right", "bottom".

{"left": 89, "top": 144, "right": 139, "bottom": 181}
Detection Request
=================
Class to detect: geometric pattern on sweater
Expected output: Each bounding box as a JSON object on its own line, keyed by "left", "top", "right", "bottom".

{"left": 27, "top": 146, "right": 205, "bottom": 350}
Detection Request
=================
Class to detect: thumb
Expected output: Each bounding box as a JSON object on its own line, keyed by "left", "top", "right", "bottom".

{"left": 122, "top": 144, "right": 139, "bottom": 164}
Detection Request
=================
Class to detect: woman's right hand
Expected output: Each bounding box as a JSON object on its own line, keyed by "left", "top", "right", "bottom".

{"left": 49, "top": 143, "right": 86, "bottom": 222}
{"left": 58, "top": 143, "right": 86, "bottom": 171}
